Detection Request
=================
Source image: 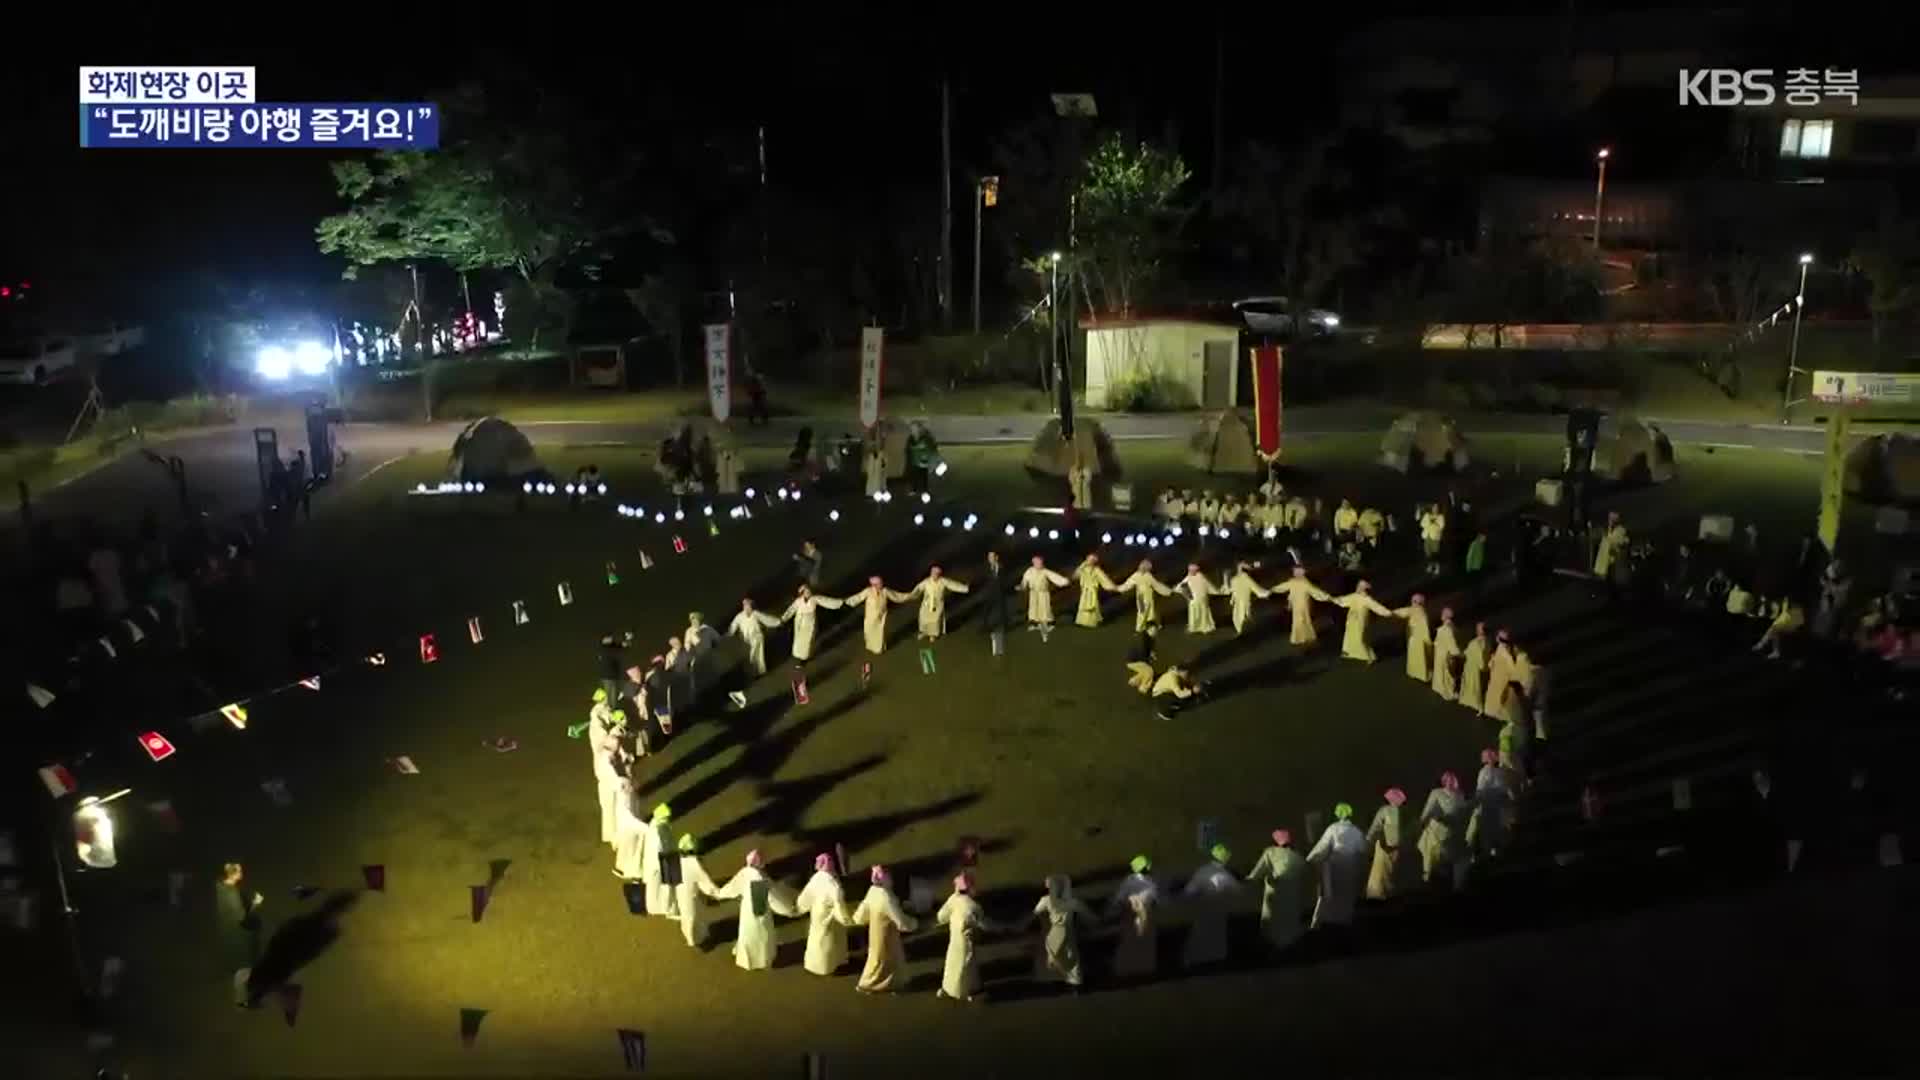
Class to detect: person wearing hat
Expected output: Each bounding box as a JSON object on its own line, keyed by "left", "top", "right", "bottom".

{"left": 1125, "top": 626, "right": 1160, "bottom": 694}
{"left": 682, "top": 611, "right": 722, "bottom": 699}
{"left": 715, "top": 849, "right": 797, "bottom": 971}
{"left": 1072, "top": 553, "right": 1120, "bottom": 628}
{"left": 611, "top": 776, "right": 646, "bottom": 878}
{"left": 1177, "top": 563, "right": 1226, "bottom": 635}
{"left": 638, "top": 804, "right": 679, "bottom": 917}
{"left": 1028, "top": 874, "right": 1095, "bottom": 989}
{"left": 1306, "top": 803, "right": 1368, "bottom": 928}
{"left": 597, "top": 633, "right": 628, "bottom": 706}
{"left": 935, "top": 872, "right": 998, "bottom": 1001}
{"left": 1180, "top": 844, "right": 1241, "bottom": 968}
{"left": 1480, "top": 629, "right": 1517, "bottom": 718}
{"left": 781, "top": 584, "right": 845, "bottom": 666}
{"left": 1016, "top": 555, "right": 1071, "bottom": 634}
{"left": 1468, "top": 750, "right": 1516, "bottom": 860}
{"left": 1106, "top": 855, "right": 1161, "bottom": 978}
{"left": 727, "top": 597, "right": 783, "bottom": 677}
{"left": 1430, "top": 608, "right": 1463, "bottom": 701}
{"left": 672, "top": 834, "right": 722, "bottom": 947}
{"left": 1365, "top": 789, "right": 1409, "bottom": 900}
{"left": 1394, "top": 594, "right": 1433, "bottom": 681}
{"left": 1226, "top": 561, "right": 1272, "bottom": 635}
{"left": 1334, "top": 581, "right": 1401, "bottom": 663}
{"left": 852, "top": 866, "right": 919, "bottom": 993}
{"left": 843, "top": 575, "right": 913, "bottom": 656}
{"left": 1458, "top": 622, "right": 1490, "bottom": 712}
{"left": 1417, "top": 773, "right": 1472, "bottom": 888}
{"left": 904, "top": 564, "right": 971, "bottom": 642}
{"left": 1246, "top": 832, "right": 1308, "bottom": 951}
{"left": 1116, "top": 559, "right": 1174, "bottom": 632}
{"left": 796, "top": 853, "right": 854, "bottom": 976}
{"left": 586, "top": 690, "right": 616, "bottom": 775}
{"left": 1283, "top": 494, "right": 1310, "bottom": 535}
{"left": 595, "top": 716, "right": 631, "bottom": 849}
{"left": 1273, "top": 566, "right": 1332, "bottom": 647}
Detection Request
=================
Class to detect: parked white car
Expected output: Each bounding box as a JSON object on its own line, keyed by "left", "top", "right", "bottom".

{"left": 0, "top": 336, "right": 78, "bottom": 385}
{"left": 1232, "top": 297, "right": 1341, "bottom": 339}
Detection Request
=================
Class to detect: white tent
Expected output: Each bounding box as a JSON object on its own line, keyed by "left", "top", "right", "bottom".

{"left": 1380, "top": 411, "right": 1470, "bottom": 473}
{"left": 448, "top": 417, "right": 540, "bottom": 482}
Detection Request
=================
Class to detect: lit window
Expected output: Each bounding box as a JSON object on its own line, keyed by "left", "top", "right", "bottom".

{"left": 1780, "top": 118, "right": 1833, "bottom": 159}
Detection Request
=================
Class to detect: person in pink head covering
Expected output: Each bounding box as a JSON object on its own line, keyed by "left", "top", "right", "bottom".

{"left": 842, "top": 575, "right": 914, "bottom": 655}
{"left": 1393, "top": 594, "right": 1432, "bottom": 681}
{"left": 1246, "top": 831, "right": 1308, "bottom": 950}
{"left": 852, "top": 865, "right": 919, "bottom": 993}
{"left": 1430, "top": 607, "right": 1463, "bottom": 701}
{"left": 935, "top": 872, "right": 998, "bottom": 1001}
{"left": 1417, "top": 772, "right": 1473, "bottom": 888}
{"left": 1015, "top": 556, "right": 1071, "bottom": 633}
{"left": 714, "top": 848, "right": 797, "bottom": 971}
{"left": 1274, "top": 566, "right": 1333, "bottom": 647}
{"left": 796, "top": 852, "right": 853, "bottom": 976}
{"left": 1334, "top": 581, "right": 1401, "bottom": 663}
{"left": 1177, "top": 562, "right": 1226, "bottom": 635}
{"left": 1365, "top": 788, "right": 1409, "bottom": 899}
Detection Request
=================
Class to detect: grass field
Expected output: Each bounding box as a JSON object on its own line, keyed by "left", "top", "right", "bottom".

{"left": 19, "top": 437, "right": 1908, "bottom": 1077}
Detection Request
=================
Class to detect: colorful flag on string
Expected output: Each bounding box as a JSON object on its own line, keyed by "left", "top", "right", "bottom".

{"left": 37, "top": 764, "right": 77, "bottom": 798}
{"left": 640, "top": 551, "right": 654, "bottom": 570}
{"left": 26, "top": 683, "right": 55, "bottom": 708}
{"left": 459, "top": 1008, "right": 487, "bottom": 1047}
{"left": 362, "top": 864, "right": 386, "bottom": 891}
{"left": 859, "top": 662, "right": 872, "bottom": 689}
{"left": 470, "top": 884, "right": 490, "bottom": 923}
{"left": 791, "top": 676, "right": 810, "bottom": 706}
{"left": 389, "top": 756, "right": 420, "bottom": 775}
{"left": 298, "top": 676, "right": 321, "bottom": 691}
{"left": 122, "top": 619, "right": 145, "bottom": 644}
{"left": 513, "top": 601, "right": 529, "bottom": 626}
{"left": 420, "top": 635, "right": 439, "bottom": 663}
{"left": 138, "top": 731, "right": 177, "bottom": 763}
{"left": 707, "top": 519, "right": 719, "bottom": 537}
{"left": 606, "top": 561, "right": 620, "bottom": 585}
{"left": 617, "top": 1028, "right": 646, "bottom": 1071}
{"left": 918, "top": 648, "right": 936, "bottom": 675}
{"left": 97, "top": 637, "right": 117, "bottom": 659}
{"left": 558, "top": 582, "right": 574, "bottom": 606}
{"left": 220, "top": 703, "right": 249, "bottom": 730}
{"left": 366, "top": 652, "right": 388, "bottom": 666}
{"left": 468, "top": 617, "right": 484, "bottom": 644}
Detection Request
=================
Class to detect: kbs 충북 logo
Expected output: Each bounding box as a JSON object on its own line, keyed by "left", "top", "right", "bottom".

{"left": 1678, "top": 68, "right": 1860, "bottom": 107}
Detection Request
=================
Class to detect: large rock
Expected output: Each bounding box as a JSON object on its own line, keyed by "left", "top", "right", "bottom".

{"left": 1025, "top": 417, "right": 1120, "bottom": 479}
{"left": 1187, "top": 410, "right": 1260, "bottom": 475}
{"left": 1597, "top": 417, "right": 1675, "bottom": 484}
{"left": 1379, "top": 411, "right": 1469, "bottom": 474}
{"left": 448, "top": 417, "right": 540, "bottom": 482}
{"left": 1844, "top": 433, "right": 1920, "bottom": 503}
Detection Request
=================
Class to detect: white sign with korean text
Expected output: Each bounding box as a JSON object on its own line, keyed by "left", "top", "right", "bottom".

{"left": 1812, "top": 371, "right": 1920, "bottom": 406}
{"left": 859, "top": 327, "right": 884, "bottom": 429}
{"left": 703, "top": 324, "right": 731, "bottom": 422}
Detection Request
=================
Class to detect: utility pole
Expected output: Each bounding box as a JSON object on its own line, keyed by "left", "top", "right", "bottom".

{"left": 972, "top": 179, "right": 984, "bottom": 335}
{"left": 1592, "top": 148, "right": 1610, "bottom": 250}
{"left": 758, "top": 124, "right": 770, "bottom": 275}
{"left": 1211, "top": 29, "right": 1225, "bottom": 196}
{"left": 939, "top": 78, "right": 953, "bottom": 331}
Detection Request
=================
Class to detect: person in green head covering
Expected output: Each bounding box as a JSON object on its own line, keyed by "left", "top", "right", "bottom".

{"left": 1307, "top": 802, "right": 1368, "bottom": 928}
{"left": 586, "top": 688, "right": 615, "bottom": 775}
{"left": 1247, "top": 830, "right": 1308, "bottom": 950}
{"left": 639, "top": 803, "right": 678, "bottom": 919}
{"left": 594, "top": 713, "right": 631, "bottom": 849}
{"left": 1180, "top": 844, "right": 1241, "bottom": 969}
{"left": 672, "top": 833, "right": 722, "bottom": 948}
{"left": 1106, "top": 855, "right": 1161, "bottom": 978}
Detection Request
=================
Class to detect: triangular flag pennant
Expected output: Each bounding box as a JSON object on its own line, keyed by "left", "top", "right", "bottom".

{"left": 623, "top": 881, "right": 647, "bottom": 915}
{"left": 468, "top": 617, "right": 484, "bottom": 644}
{"left": 958, "top": 835, "right": 981, "bottom": 867}
{"left": 567, "top": 721, "right": 589, "bottom": 739}
{"left": 420, "top": 634, "right": 439, "bottom": 663}
{"left": 149, "top": 800, "right": 181, "bottom": 832}
{"left": 261, "top": 778, "right": 292, "bottom": 806}
{"left": 362, "top": 864, "right": 386, "bottom": 891}
{"left": 1880, "top": 833, "right": 1904, "bottom": 868}
{"left": 37, "top": 764, "right": 77, "bottom": 798}
{"left": 672, "top": 535, "right": 687, "bottom": 554}
{"left": 1671, "top": 778, "right": 1692, "bottom": 812}
{"left": 97, "top": 637, "right": 117, "bottom": 659}
{"left": 513, "top": 601, "right": 529, "bottom": 626}
{"left": 298, "top": 675, "right": 321, "bottom": 691}
{"left": 859, "top": 662, "right": 872, "bottom": 689}
{"left": 707, "top": 519, "right": 719, "bottom": 537}
{"left": 618, "top": 1028, "right": 647, "bottom": 1071}
{"left": 1752, "top": 769, "right": 1771, "bottom": 799}
{"left": 279, "top": 983, "right": 303, "bottom": 1027}
{"left": 1580, "top": 785, "right": 1603, "bottom": 822}
{"left": 389, "top": 755, "right": 420, "bottom": 775}
{"left": 470, "top": 884, "right": 490, "bottom": 923}
{"left": 221, "top": 703, "right": 249, "bottom": 730}
{"left": 919, "top": 648, "right": 937, "bottom": 675}
{"left": 792, "top": 676, "right": 810, "bottom": 706}
{"left": 606, "top": 561, "right": 620, "bottom": 585}
{"left": 122, "top": 619, "right": 145, "bottom": 644}
{"left": 26, "top": 683, "right": 55, "bottom": 708}
{"left": 1786, "top": 837, "right": 1803, "bottom": 872}
{"left": 459, "top": 1007, "right": 487, "bottom": 1047}
{"left": 558, "top": 582, "right": 574, "bottom": 606}
{"left": 640, "top": 551, "right": 654, "bottom": 570}
{"left": 835, "top": 842, "right": 851, "bottom": 877}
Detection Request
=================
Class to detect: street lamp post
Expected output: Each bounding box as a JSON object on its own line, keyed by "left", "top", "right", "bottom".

{"left": 972, "top": 180, "right": 984, "bottom": 336}
{"left": 1783, "top": 252, "right": 1814, "bottom": 420}
{"left": 1592, "top": 148, "right": 1610, "bottom": 250}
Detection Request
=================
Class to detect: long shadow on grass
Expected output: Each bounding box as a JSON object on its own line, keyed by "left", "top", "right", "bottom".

{"left": 244, "top": 890, "right": 358, "bottom": 1006}
{"left": 652, "top": 694, "right": 865, "bottom": 814}
{"left": 638, "top": 692, "right": 795, "bottom": 796}
{"left": 700, "top": 753, "right": 890, "bottom": 851}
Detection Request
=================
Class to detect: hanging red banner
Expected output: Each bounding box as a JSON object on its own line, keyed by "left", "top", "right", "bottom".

{"left": 1250, "top": 344, "right": 1283, "bottom": 458}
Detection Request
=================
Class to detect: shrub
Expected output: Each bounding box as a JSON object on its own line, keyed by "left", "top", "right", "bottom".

{"left": 1105, "top": 370, "right": 1195, "bottom": 413}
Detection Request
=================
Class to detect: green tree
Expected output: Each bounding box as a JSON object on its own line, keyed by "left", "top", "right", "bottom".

{"left": 1848, "top": 203, "right": 1920, "bottom": 357}
{"left": 1072, "top": 134, "right": 1192, "bottom": 316}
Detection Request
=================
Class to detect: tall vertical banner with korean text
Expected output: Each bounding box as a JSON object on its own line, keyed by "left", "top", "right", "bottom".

{"left": 1250, "top": 345, "right": 1284, "bottom": 459}
{"left": 859, "top": 327, "right": 884, "bottom": 430}
{"left": 1817, "top": 407, "right": 1849, "bottom": 554}
{"left": 703, "top": 324, "right": 731, "bottom": 422}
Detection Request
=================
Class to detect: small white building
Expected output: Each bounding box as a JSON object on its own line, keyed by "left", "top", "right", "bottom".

{"left": 1083, "top": 318, "right": 1241, "bottom": 410}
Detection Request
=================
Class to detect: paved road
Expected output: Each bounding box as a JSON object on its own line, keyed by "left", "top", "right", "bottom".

{"left": 7, "top": 408, "right": 1836, "bottom": 533}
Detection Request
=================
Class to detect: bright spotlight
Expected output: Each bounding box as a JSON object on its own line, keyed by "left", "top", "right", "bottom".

{"left": 523, "top": 481, "right": 533, "bottom": 494}
{"left": 254, "top": 345, "right": 292, "bottom": 381}
{"left": 703, "top": 505, "right": 714, "bottom": 516}
{"left": 779, "top": 488, "right": 791, "bottom": 501}
{"left": 654, "top": 512, "right": 666, "bottom": 524}
{"left": 1265, "top": 525, "right": 1278, "bottom": 540}
{"left": 920, "top": 492, "right": 931, "bottom": 504}
{"left": 914, "top": 514, "right": 925, "bottom": 526}
{"left": 1149, "top": 538, "right": 1161, "bottom": 549}
{"left": 872, "top": 491, "right": 885, "bottom": 503}
{"left": 674, "top": 509, "right": 685, "bottom": 521}
{"left": 1048, "top": 529, "right": 1059, "bottom": 540}
{"left": 1171, "top": 526, "right": 1183, "bottom": 538}
{"left": 293, "top": 340, "right": 331, "bottom": 376}
{"left": 1004, "top": 524, "right": 1016, "bottom": 536}
{"left": 1101, "top": 532, "right": 1112, "bottom": 543}
{"left": 597, "top": 483, "right": 608, "bottom": 496}
{"left": 1028, "top": 527, "right": 1040, "bottom": 538}
{"left": 745, "top": 487, "right": 757, "bottom": 499}
{"left": 415, "top": 482, "right": 428, "bottom": 493}
{"left": 1198, "top": 526, "right": 1212, "bottom": 538}
{"left": 1218, "top": 526, "right": 1231, "bottom": 539}
{"left": 933, "top": 461, "right": 949, "bottom": 477}
{"left": 829, "top": 509, "right": 841, "bottom": 522}
{"left": 941, "top": 517, "right": 952, "bottom": 528}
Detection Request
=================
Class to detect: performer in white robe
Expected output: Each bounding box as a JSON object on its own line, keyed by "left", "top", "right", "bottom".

{"left": 1430, "top": 608, "right": 1462, "bottom": 701}
{"left": 781, "top": 585, "right": 844, "bottom": 663}
{"left": 1458, "top": 622, "right": 1489, "bottom": 712}
{"left": 716, "top": 447, "right": 741, "bottom": 495}
{"left": 1105, "top": 856, "right": 1160, "bottom": 978}
{"left": 1181, "top": 845, "right": 1241, "bottom": 968}
{"left": 1364, "top": 788, "right": 1408, "bottom": 900}
{"left": 596, "top": 731, "right": 629, "bottom": 848}
{"left": 863, "top": 445, "right": 887, "bottom": 497}
{"left": 1593, "top": 511, "right": 1628, "bottom": 579}
{"left": 672, "top": 834, "right": 722, "bottom": 947}
{"left": 1306, "top": 803, "right": 1368, "bottom": 928}
{"left": 853, "top": 866, "right": 918, "bottom": 993}
{"left": 611, "top": 777, "right": 645, "bottom": 876}
{"left": 1016, "top": 556, "right": 1070, "bottom": 629}
{"left": 1274, "top": 567, "right": 1332, "bottom": 646}
{"left": 905, "top": 565, "right": 970, "bottom": 641}
{"left": 1246, "top": 830, "right": 1307, "bottom": 950}
{"left": 1417, "top": 773, "right": 1472, "bottom": 887}
{"left": 1468, "top": 749, "right": 1516, "bottom": 859}
{"left": 1481, "top": 630, "right": 1516, "bottom": 718}
{"left": 714, "top": 849, "right": 797, "bottom": 971}
{"left": 795, "top": 853, "right": 853, "bottom": 976}
{"left": 1335, "top": 581, "right": 1400, "bottom": 663}
{"left": 587, "top": 689, "right": 614, "bottom": 772}
{"left": 1227, "top": 561, "right": 1272, "bottom": 634}
{"left": 1073, "top": 554, "right": 1119, "bottom": 628}
{"left": 1394, "top": 593, "right": 1432, "bottom": 681}
{"left": 1029, "top": 874, "right": 1094, "bottom": 987}
{"left": 1178, "top": 564, "right": 1225, "bottom": 634}
{"left": 1418, "top": 504, "right": 1447, "bottom": 573}
{"left": 1116, "top": 560, "right": 1174, "bottom": 631}
{"left": 728, "top": 598, "right": 782, "bottom": 676}
{"left": 936, "top": 873, "right": 996, "bottom": 1001}
{"left": 842, "top": 576, "right": 912, "bottom": 655}
{"left": 639, "top": 803, "right": 678, "bottom": 917}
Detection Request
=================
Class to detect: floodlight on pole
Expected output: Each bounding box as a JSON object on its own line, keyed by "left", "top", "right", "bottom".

{"left": 1783, "top": 254, "right": 1815, "bottom": 420}
{"left": 1592, "top": 148, "right": 1610, "bottom": 250}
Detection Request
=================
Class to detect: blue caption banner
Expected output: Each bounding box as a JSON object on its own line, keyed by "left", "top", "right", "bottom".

{"left": 80, "top": 103, "right": 438, "bottom": 149}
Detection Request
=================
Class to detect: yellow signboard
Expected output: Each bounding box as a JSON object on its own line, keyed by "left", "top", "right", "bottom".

{"left": 1817, "top": 407, "right": 1850, "bottom": 554}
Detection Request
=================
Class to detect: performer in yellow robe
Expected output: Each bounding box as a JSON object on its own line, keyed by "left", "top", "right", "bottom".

{"left": 1016, "top": 556, "right": 1070, "bottom": 629}
{"left": 1430, "top": 607, "right": 1462, "bottom": 701}
{"left": 1274, "top": 567, "right": 1332, "bottom": 646}
{"left": 1481, "top": 630, "right": 1516, "bottom": 718}
{"left": 1334, "top": 581, "right": 1399, "bottom": 663}
{"left": 904, "top": 566, "right": 969, "bottom": 641}
{"left": 1072, "top": 554, "right": 1119, "bottom": 628}
{"left": 1116, "top": 560, "right": 1174, "bottom": 631}
{"left": 842, "top": 576, "right": 914, "bottom": 655}
{"left": 1178, "top": 563, "right": 1226, "bottom": 634}
{"left": 1394, "top": 593, "right": 1432, "bottom": 681}
{"left": 1364, "top": 788, "right": 1408, "bottom": 899}
{"left": 1458, "top": 622, "right": 1490, "bottom": 712}
{"left": 1227, "top": 561, "right": 1272, "bottom": 634}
